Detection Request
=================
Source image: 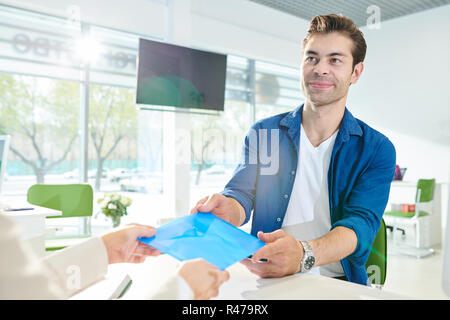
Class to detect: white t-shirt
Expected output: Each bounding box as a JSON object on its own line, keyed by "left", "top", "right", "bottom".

{"left": 282, "top": 124, "right": 344, "bottom": 278}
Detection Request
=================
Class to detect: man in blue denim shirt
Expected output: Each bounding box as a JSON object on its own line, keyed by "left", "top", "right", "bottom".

{"left": 191, "top": 14, "right": 395, "bottom": 285}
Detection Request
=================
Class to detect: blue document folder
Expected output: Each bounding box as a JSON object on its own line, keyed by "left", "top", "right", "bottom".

{"left": 138, "top": 212, "right": 266, "bottom": 270}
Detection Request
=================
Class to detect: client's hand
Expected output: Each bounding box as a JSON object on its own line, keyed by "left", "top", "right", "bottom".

{"left": 177, "top": 258, "right": 230, "bottom": 300}
{"left": 101, "top": 223, "right": 161, "bottom": 264}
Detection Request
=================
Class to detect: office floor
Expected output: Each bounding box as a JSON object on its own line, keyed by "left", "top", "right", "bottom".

{"left": 383, "top": 236, "right": 448, "bottom": 299}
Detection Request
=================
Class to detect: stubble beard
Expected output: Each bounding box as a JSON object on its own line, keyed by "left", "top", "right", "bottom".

{"left": 301, "top": 77, "right": 350, "bottom": 108}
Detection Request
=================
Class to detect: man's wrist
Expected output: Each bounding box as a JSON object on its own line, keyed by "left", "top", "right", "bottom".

{"left": 299, "top": 240, "right": 316, "bottom": 273}
{"left": 297, "top": 240, "right": 304, "bottom": 273}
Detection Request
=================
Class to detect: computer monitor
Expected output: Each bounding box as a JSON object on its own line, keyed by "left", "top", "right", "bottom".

{"left": 442, "top": 169, "right": 450, "bottom": 297}
{"left": 0, "top": 135, "right": 10, "bottom": 195}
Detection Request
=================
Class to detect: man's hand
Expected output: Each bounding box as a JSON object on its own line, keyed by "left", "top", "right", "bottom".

{"left": 101, "top": 223, "right": 161, "bottom": 264}
{"left": 241, "top": 230, "right": 303, "bottom": 278}
{"left": 177, "top": 258, "right": 230, "bottom": 300}
{"left": 190, "top": 193, "right": 245, "bottom": 227}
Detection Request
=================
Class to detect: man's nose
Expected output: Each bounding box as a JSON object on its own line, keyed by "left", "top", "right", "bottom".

{"left": 313, "top": 60, "right": 329, "bottom": 76}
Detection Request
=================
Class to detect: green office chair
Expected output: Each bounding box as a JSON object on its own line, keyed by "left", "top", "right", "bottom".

{"left": 27, "top": 184, "right": 93, "bottom": 251}
{"left": 384, "top": 179, "right": 436, "bottom": 258}
{"left": 366, "top": 218, "right": 387, "bottom": 287}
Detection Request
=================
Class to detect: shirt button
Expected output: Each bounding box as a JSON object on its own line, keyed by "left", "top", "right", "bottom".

{"left": 291, "top": 171, "right": 295, "bottom": 175}
{"left": 276, "top": 218, "right": 281, "bottom": 222}
{"left": 284, "top": 194, "right": 289, "bottom": 199}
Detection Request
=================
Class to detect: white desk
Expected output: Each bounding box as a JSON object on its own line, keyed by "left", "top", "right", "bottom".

{"left": 72, "top": 254, "right": 408, "bottom": 300}
{"left": 2, "top": 206, "right": 61, "bottom": 258}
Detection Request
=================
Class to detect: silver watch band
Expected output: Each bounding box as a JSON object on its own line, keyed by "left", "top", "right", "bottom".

{"left": 300, "top": 240, "right": 313, "bottom": 253}
{"left": 300, "top": 240, "right": 315, "bottom": 273}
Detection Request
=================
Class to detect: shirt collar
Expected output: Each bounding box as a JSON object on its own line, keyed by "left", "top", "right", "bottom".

{"left": 280, "top": 103, "right": 363, "bottom": 141}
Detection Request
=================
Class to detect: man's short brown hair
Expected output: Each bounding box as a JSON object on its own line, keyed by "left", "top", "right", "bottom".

{"left": 302, "top": 14, "right": 367, "bottom": 69}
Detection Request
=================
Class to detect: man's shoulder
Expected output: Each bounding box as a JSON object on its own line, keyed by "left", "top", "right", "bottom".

{"left": 354, "top": 117, "right": 395, "bottom": 153}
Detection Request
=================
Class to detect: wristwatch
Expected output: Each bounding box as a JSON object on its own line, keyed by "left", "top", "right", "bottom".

{"left": 299, "top": 240, "right": 315, "bottom": 273}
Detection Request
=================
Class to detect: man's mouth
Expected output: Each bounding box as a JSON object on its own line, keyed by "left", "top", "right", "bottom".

{"left": 309, "top": 81, "right": 334, "bottom": 89}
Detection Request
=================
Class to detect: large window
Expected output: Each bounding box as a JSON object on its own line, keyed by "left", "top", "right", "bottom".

{"left": 190, "top": 55, "right": 252, "bottom": 199}
{"left": 0, "top": 74, "right": 79, "bottom": 192}
{"left": 0, "top": 5, "right": 82, "bottom": 196}
{"left": 255, "top": 60, "right": 303, "bottom": 121}
{"left": 0, "top": 4, "right": 303, "bottom": 233}
{"left": 189, "top": 56, "right": 304, "bottom": 200}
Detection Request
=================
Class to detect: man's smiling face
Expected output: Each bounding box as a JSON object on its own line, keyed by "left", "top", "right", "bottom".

{"left": 301, "top": 32, "right": 363, "bottom": 107}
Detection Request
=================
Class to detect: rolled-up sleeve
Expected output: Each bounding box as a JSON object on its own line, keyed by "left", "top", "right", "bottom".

{"left": 332, "top": 138, "right": 396, "bottom": 266}
{"left": 221, "top": 124, "right": 260, "bottom": 225}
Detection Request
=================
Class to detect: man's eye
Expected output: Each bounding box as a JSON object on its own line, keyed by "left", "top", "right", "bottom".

{"left": 331, "top": 58, "right": 341, "bottom": 64}
{"left": 306, "top": 57, "right": 317, "bottom": 63}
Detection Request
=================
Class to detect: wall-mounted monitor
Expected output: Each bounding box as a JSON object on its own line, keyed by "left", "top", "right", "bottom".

{"left": 136, "top": 38, "right": 227, "bottom": 112}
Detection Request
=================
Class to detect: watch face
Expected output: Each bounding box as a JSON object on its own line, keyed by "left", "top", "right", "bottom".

{"left": 304, "top": 256, "right": 315, "bottom": 270}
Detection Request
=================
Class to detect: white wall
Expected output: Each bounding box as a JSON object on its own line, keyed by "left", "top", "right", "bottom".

{"left": 0, "top": 0, "right": 167, "bottom": 38}
{"left": 381, "top": 129, "right": 450, "bottom": 183}
{"left": 190, "top": 0, "right": 307, "bottom": 66}
{"left": 348, "top": 6, "right": 450, "bottom": 227}
{"left": 344, "top": 4, "right": 450, "bottom": 184}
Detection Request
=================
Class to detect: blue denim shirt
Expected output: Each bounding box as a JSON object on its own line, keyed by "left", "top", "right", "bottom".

{"left": 221, "top": 104, "right": 396, "bottom": 285}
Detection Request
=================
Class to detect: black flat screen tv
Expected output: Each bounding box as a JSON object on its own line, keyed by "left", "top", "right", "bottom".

{"left": 136, "top": 38, "right": 227, "bottom": 111}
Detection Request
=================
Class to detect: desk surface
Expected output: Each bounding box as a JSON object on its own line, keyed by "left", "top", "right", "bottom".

{"left": 72, "top": 254, "right": 409, "bottom": 300}
{"left": 2, "top": 206, "right": 61, "bottom": 217}
{"left": 2, "top": 197, "right": 61, "bottom": 217}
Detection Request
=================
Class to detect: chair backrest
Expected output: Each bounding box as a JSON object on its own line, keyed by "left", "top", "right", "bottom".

{"left": 27, "top": 184, "right": 93, "bottom": 218}
{"left": 416, "top": 179, "right": 435, "bottom": 203}
{"left": 366, "top": 218, "right": 387, "bottom": 286}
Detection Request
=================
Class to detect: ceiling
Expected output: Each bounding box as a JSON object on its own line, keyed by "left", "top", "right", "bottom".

{"left": 247, "top": 0, "right": 450, "bottom": 27}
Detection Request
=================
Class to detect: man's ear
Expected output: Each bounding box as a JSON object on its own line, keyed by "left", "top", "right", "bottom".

{"left": 350, "top": 62, "right": 364, "bottom": 85}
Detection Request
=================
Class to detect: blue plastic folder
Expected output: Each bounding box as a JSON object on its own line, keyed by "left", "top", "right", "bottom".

{"left": 138, "top": 212, "right": 266, "bottom": 270}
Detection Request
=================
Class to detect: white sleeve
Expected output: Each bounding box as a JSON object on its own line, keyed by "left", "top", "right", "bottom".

{"left": 42, "top": 236, "right": 109, "bottom": 298}
{"left": 0, "top": 214, "right": 108, "bottom": 299}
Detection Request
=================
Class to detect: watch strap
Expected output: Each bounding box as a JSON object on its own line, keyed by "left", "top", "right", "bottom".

{"left": 300, "top": 240, "right": 315, "bottom": 273}
{"left": 300, "top": 240, "right": 313, "bottom": 253}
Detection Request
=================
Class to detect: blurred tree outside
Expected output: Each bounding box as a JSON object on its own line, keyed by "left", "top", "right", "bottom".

{"left": 0, "top": 73, "right": 78, "bottom": 183}
{"left": 89, "top": 84, "right": 137, "bottom": 191}
{"left": 0, "top": 72, "right": 254, "bottom": 190}
{"left": 0, "top": 73, "right": 138, "bottom": 189}
{"left": 190, "top": 101, "right": 249, "bottom": 185}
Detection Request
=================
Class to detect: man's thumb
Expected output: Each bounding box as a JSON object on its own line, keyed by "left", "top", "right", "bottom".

{"left": 135, "top": 225, "right": 157, "bottom": 238}
{"left": 257, "top": 230, "right": 285, "bottom": 243}
{"left": 198, "top": 194, "right": 221, "bottom": 212}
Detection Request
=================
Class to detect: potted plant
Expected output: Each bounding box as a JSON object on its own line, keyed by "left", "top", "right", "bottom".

{"left": 97, "top": 193, "right": 132, "bottom": 227}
